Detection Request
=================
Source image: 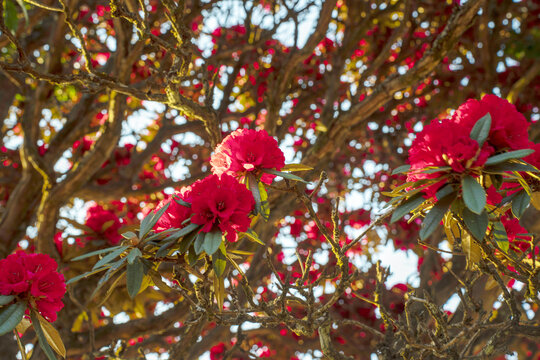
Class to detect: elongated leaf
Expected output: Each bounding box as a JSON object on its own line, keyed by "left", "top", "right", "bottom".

{"left": 391, "top": 193, "right": 425, "bottom": 223}
{"left": 264, "top": 169, "right": 308, "bottom": 183}
{"left": 186, "top": 245, "right": 198, "bottom": 265}
{"left": 241, "top": 229, "right": 264, "bottom": 245}
{"left": 66, "top": 266, "right": 108, "bottom": 285}
{"left": 214, "top": 273, "right": 225, "bottom": 311}
{"left": 463, "top": 208, "right": 489, "bottom": 241}
{"left": 174, "top": 197, "right": 191, "bottom": 208}
{"left": 470, "top": 113, "right": 491, "bottom": 147}
{"left": 178, "top": 227, "right": 200, "bottom": 254}
{"left": 71, "top": 245, "right": 124, "bottom": 262}
{"left": 93, "top": 246, "right": 129, "bottom": 270}
{"left": 281, "top": 164, "right": 314, "bottom": 172}
{"left": 420, "top": 166, "right": 452, "bottom": 174}
{"left": 419, "top": 196, "right": 455, "bottom": 241}
{"left": 0, "top": 302, "right": 26, "bottom": 335}
{"left": 194, "top": 232, "right": 205, "bottom": 255}
{"left": 37, "top": 314, "right": 66, "bottom": 358}
{"left": 511, "top": 190, "right": 530, "bottom": 219}
{"left": 0, "top": 295, "right": 14, "bottom": 306}
{"left": 485, "top": 149, "right": 535, "bottom": 166}
{"left": 4, "top": 0, "right": 18, "bottom": 33}
{"left": 462, "top": 233, "right": 482, "bottom": 267}
{"left": 258, "top": 181, "right": 270, "bottom": 220}
{"left": 203, "top": 230, "right": 223, "bottom": 255}
{"left": 140, "top": 202, "right": 170, "bottom": 238}
{"left": 493, "top": 222, "right": 509, "bottom": 253}
{"left": 484, "top": 161, "right": 539, "bottom": 174}
{"left": 212, "top": 245, "right": 227, "bottom": 278}
{"left": 436, "top": 184, "right": 455, "bottom": 200}
{"left": 126, "top": 248, "right": 142, "bottom": 264}
{"left": 127, "top": 258, "right": 144, "bottom": 299}
{"left": 462, "top": 175, "right": 486, "bottom": 215}
{"left": 391, "top": 164, "right": 411, "bottom": 175}
{"left": 30, "top": 312, "right": 57, "bottom": 360}
{"left": 148, "top": 269, "right": 172, "bottom": 292}
{"left": 90, "top": 258, "right": 126, "bottom": 299}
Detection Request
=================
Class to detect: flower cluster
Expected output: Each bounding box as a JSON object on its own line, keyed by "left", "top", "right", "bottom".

{"left": 155, "top": 174, "right": 254, "bottom": 242}
{"left": 407, "top": 94, "right": 532, "bottom": 197}
{"left": 85, "top": 204, "right": 124, "bottom": 245}
{"left": 0, "top": 252, "right": 66, "bottom": 322}
{"left": 210, "top": 128, "right": 285, "bottom": 184}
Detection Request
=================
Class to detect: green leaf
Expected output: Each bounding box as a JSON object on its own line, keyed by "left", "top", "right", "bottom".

{"left": 92, "top": 246, "right": 129, "bottom": 270}
{"left": 90, "top": 258, "right": 126, "bottom": 299}
{"left": 469, "top": 113, "right": 491, "bottom": 147}
{"left": 126, "top": 248, "right": 142, "bottom": 264}
{"left": 71, "top": 245, "right": 124, "bottom": 262}
{"left": 264, "top": 169, "right": 308, "bottom": 183}
{"left": 186, "top": 245, "right": 198, "bottom": 265}
{"left": 3, "top": 0, "right": 19, "bottom": 33}
{"left": 463, "top": 208, "right": 489, "bottom": 241}
{"left": 30, "top": 312, "right": 58, "bottom": 360}
{"left": 248, "top": 175, "right": 270, "bottom": 221}
{"left": 155, "top": 239, "right": 175, "bottom": 258}
{"left": 419, "top": 195, "right": 455, "bottom": 241}
{"left": 212, "top": 245, "right": 227, "bottom": 278}
{"left": 178, "top": 227, "right": 199, "bottom": 254}
{"left": 461, "top": 175, "right": 486, "bottom": 215}
{"left": 420, "top": 166, "right": 452, "bottom": 174}
{"left": 140, "top": 202, "right": 170, "bottom": 238}
{"left": 126, "top": 258, "right": 144, "bottom": 299}
{"left": 66, "top": 267, "right": 108, "bottom": 285}
{"left": 0, "top": 302, "right": 26, "bottom": 336}
{"left": 0, "top": 295, "right": 14, "bottom": 306}
{"left": 174, "top": 197, "right": 191, "bottom": 208}
{"left": 436, "top": 184, "right": 455, "bottom": 200}
{"left": 241, "top": 229, "right": 264, "bottom": 245}
{"left": 391, "top": 164, "right": 411, "bottom": 175}
{"left": 484, "top": 161, "right": 539, "bottom": 174}
{"left": 203, "top": 230, "right": 223, "bottom": 255}
{"left": 390, "top": 193, "right": 425, "bottom": 223}
{"left": 485, "top": 149, "right": 535, "bottom": 166}
{"left": 493, "top": 222, "right": 509, "bottom": 253}
{"left": 511, "top": 190, "right": 530, "bottom": 219}
{"left": 194, "top": 232, "right": 205, "bottom": 255}
{"left": 281, "top": 164, "right": 314, "bottom": 172}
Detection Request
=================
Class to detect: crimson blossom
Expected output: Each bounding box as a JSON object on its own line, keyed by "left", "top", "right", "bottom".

{"left": 0, "top": 252, "right": 66, "bottom": 322}
{"left": 189, "top": 174, "right": 254, "bottom": 242}
{"left": 450, "top": 94, "right": 530, "bottom": 151}
{"left": 210, "top": 128, "right": 285, "bottom": 184}
{"left": 407, "top": 119, "right": 494, "bottom": 197}
{"left": 84, "top": 204, "right": 124, "bottom": 245}
{"left": 153, "top": 187, "right": 193, "bottom": 232}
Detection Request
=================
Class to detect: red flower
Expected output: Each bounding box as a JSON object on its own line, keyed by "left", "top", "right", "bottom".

{"left": 407, "top": 120, "right": 494, "bottom": 195}
{"left": 154, "top": 188, "right": 193, "bottom": 232}
{"left": 450, "top": 94, "right": 530, "bottom": 151}
{"left": 210, "top": 129, "right": 285, "bottom": 184}
{"left": 85, "top": 204, "right": 124, "bottom": 245}
{"left": 190, "top": 174, "right": 254, "bottom": 242}
{"left": 0, "top": 254, "right": 28, "bottom": 294}
{"left": 0, "top": 252, "right": 65, "bottom": 322}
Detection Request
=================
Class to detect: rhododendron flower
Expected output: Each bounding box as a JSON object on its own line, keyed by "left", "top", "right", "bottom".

{"left": 450, "top": 94, "right": 530, "bottom": 151}
{"left": 85, "top": 204, "right": 124, "bottom": 245}
{"left": 407, "top": 120, "right": 494, "bottom": 195}
{"left": 189, "top": 174, "right": 254, "bottom": 242}
{"left": 154, "top": 187, "right": 193, "bottom": 232}
{"left": 0, "top": 252, "right": 66, "bottom": 322}
{"left": 210, "top": 129, "right": 285, "bottom": 184}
